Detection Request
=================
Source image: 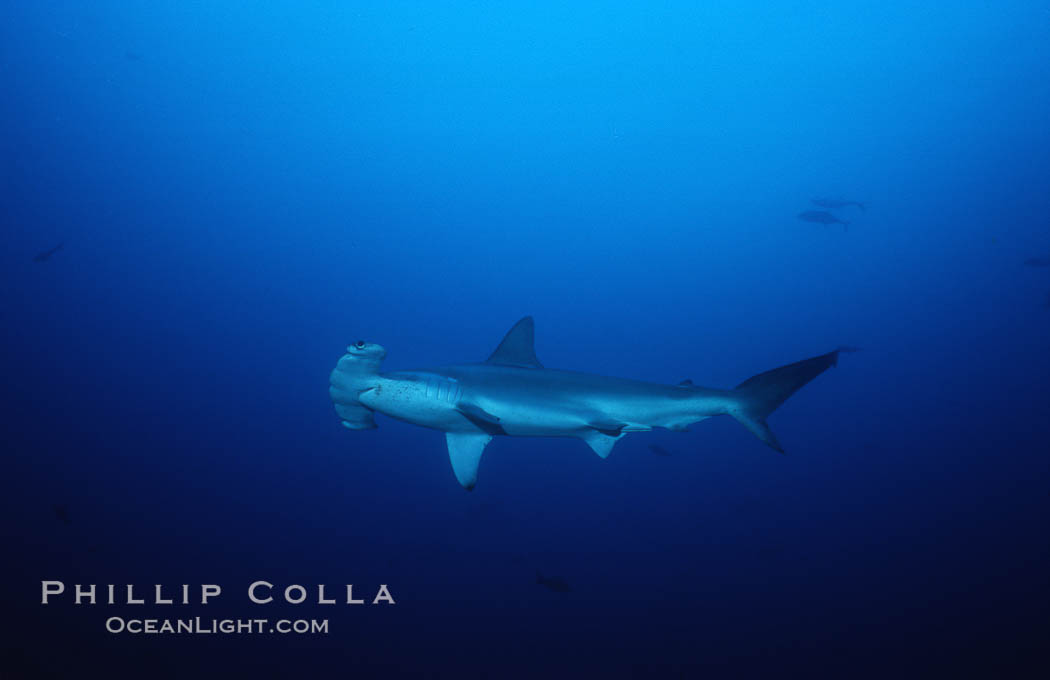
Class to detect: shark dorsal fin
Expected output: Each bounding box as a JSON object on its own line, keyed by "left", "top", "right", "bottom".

{"left": 677, "top": 379, "right": 694, "bottom": 386}
{"left": 485, "top": 316, "right": 544, "bottom": 368}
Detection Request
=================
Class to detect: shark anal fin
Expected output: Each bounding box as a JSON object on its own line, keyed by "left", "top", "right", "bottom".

{"left": 580, "top": 429, "right": 624, "bottom": 459}
{"left": 446, "top": 432, "right": 492, "bottom": 490}
{"left": 486, "top": 316, "right": 544, "bottom": 368}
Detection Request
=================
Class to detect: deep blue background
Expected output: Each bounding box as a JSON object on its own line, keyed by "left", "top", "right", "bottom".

{"left": 3, "top": 1, "right": 1049, "bottom": 677}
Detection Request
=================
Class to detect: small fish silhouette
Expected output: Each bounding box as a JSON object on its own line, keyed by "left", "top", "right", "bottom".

{"left": 811, "top": 198, "right": 865, "bottom": 212}
{"left": 649, "top": 444, "right": 673, "bottom": 457}
{"left": 33, "top": 243, "right": 64, "bottom": 262}
{"left": 53, "top": 504, "right": 72, "bottom": 525}
{"left": 536, "top": 570, "right": 570, "bottom": 593}
{"left": 797, "top": 211, "right": 849, "bottom": 230}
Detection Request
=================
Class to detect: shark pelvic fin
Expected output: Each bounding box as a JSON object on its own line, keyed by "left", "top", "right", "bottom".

{"left": 456, "top": 402, "right": 505, "bottom": 435}
{"left": 580, "top": 429, "right": 624, "bottom": 459}
{"left": 486, "top": 316, "right": 543, "bottom": 368}
{"left": 446, "top": 432, "right": 492, "bottom": 490}
{"left": 587, "top": 420, "right": 628, "bottom": 437}
{"left": 457, "top": 402, "right": 500, "bottom": 424}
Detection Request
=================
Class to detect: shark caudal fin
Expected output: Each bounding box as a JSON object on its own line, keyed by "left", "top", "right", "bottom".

{"left": 728, "top": 350, "right": 839, "bottom": 453}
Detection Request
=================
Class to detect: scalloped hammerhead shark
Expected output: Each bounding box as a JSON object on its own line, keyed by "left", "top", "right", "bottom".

{"left": 330, "top": 317, "right": 842, "bottom": 489}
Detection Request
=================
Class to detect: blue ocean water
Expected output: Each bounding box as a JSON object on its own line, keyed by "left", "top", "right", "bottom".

{"left": 3, "top": 1, "right": 1049, "bottom": 677}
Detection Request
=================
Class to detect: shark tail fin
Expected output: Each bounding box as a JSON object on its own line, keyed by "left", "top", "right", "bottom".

{"left": 728, "top": 350, "right": 839, "bottom": 453}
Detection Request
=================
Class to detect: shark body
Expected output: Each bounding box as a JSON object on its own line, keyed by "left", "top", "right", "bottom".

{"left": 330, "top": 317, "right": 841, "bottom": 489}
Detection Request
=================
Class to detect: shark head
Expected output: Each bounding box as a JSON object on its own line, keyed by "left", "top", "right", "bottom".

{"left": 329, "top": 340, "right": 387, "bottom": 429}
{"left": 344, "top": 340, "right": 387, "bottom": 367}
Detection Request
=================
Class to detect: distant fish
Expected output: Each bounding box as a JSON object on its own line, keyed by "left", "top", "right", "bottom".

{"left": 33, "top": 243, "right": 64, "bottom": 262}
{"left": 536, "top": 570, "right": 570, "bottom": 593}
{"left": 811, "top": 198, "right": 865, "bottom": 212}
{"left": 797, "top": 210, "right": 849, "bottom": 230}
{"left": 53, "top": 503, "right": 72, "bottom": 525}
{"left": 756, "top": 544, "right": 785, "bottom": 560}
{"left": 649, "top": 444, "right": 673, "bottom": 457}
{"left": 1023, "top": 257, "right": 1050, "bottom": 268}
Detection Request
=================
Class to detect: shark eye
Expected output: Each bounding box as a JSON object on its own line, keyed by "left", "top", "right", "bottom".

{"left": 355, "top": 341, "right": 366, "bottom": 349}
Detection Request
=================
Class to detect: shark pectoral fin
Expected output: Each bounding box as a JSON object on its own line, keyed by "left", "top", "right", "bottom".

{"left": 446, "top": 432, "right": 492, "bottom": 490}
{"left": 580, "top": 429, "right": 624, "bottom": 459}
